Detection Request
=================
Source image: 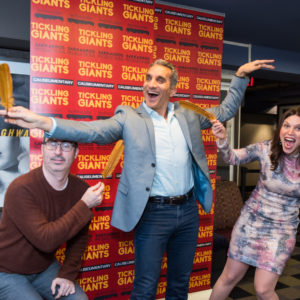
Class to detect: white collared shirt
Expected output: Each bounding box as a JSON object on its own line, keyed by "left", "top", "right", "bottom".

{"left": 143, "top": 102, "right": 194, "bottom": 196}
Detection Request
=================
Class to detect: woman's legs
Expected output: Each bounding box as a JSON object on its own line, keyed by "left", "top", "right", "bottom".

{"left": 209, "top": 258, "right": 249, "bottom": 300}
{"left": 254, "top": 268, "right": 279, "bottom": 300}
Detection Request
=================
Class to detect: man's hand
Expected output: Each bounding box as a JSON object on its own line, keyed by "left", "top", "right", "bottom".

{"left": 0, "top": 106, "right": 53, "bottom": 132}
{"left": 81, "top": 181, "right": 105, "bottom": 208}
{"left": 236, "top": 59, "right": 275, "bottom": 77}
{"left": 51, "top": 277, "right": 75, "bottom": 299}
{"left": 211, "top": 120, "right": 227, "bottom": 142}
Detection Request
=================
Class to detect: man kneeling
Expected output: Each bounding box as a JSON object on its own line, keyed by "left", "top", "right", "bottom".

{"left": 0, "top": 137, "right": 104, "bottom": 300}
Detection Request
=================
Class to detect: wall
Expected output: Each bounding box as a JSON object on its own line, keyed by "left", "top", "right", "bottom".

{"left": 240, "top": 114, "right": 276, "bottom": 187}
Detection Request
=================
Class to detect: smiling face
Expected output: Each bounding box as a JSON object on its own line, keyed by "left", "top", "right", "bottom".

{"left": 143, "top": 64, "right": 177, "bottom": 117}
{"left": 279, "top": 115, "right": 300, "bottom": 156}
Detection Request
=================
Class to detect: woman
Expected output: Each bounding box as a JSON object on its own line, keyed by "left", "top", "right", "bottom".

{"left": 210, "top": 107, "right": 300, "bottom": 300}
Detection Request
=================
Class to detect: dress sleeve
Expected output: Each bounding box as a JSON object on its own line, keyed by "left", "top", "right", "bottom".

{"left": 217, "top": 138, "right": 265, "bottom": 166}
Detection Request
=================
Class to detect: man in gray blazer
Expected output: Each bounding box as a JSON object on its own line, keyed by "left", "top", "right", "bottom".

{"left": 1, "top": 59, "right": 274, "bottom": 300}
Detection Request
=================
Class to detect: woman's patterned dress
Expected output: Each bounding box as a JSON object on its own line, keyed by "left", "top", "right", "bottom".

{"left": 217, "top": 139, "right": 300, "bottom": 274}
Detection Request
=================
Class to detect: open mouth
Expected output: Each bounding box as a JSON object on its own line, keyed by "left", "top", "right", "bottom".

{"left": 147, "top": 91, "right": 159, "bottom": 99}
{"left": 283, "top": 137, "right": 296, "bottom": 149}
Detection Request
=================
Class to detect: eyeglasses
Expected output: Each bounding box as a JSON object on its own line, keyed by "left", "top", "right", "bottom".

{"left": 42, "top": 140, "right": 76, "bottom": 152}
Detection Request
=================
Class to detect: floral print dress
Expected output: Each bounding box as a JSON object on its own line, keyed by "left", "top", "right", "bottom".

{"left": 217, "top": 139, "right": 300, "bottom": 274}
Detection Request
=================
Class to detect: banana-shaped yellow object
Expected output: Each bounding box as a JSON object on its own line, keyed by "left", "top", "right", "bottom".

{"left": 0, "top": 63, "right": 14, "bottom": 110}
{"left": 102, "top": 140, "right": 124, "bottom": 178}
{"left": 179, "top": 100, "right": 216, "bottom": 121}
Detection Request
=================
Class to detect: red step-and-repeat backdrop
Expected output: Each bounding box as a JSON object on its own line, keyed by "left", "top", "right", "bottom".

{"left": 29, "top": 0, "right": 224, "bottom": 298}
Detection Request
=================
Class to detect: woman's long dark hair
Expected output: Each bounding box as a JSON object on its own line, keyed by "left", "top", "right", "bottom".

{"left": 270, "top": 107, "right": 300, "bottom": 171}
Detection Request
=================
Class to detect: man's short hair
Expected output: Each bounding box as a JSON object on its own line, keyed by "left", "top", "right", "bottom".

{"left": 148, "top": 59, "right": 178, "bottom": 88}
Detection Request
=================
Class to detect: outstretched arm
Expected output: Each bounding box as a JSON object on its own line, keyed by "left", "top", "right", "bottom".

{"left": 211, "top": 120, "right": 263, "bottom": 166}
{"left": 200, "top": 59, "right": 275, "bottom": 129}
{"left": 0, "top": 106, "right": 53, "bottom": 132}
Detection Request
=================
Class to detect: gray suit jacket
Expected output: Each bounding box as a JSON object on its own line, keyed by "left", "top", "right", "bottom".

{"left": 50, "top": 76, "right": 249, "bottom": 232}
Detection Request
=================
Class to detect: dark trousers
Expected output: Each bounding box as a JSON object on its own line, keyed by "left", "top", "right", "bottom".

{"left": 131, "top": 194, "right": 199, "bottom": 300}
